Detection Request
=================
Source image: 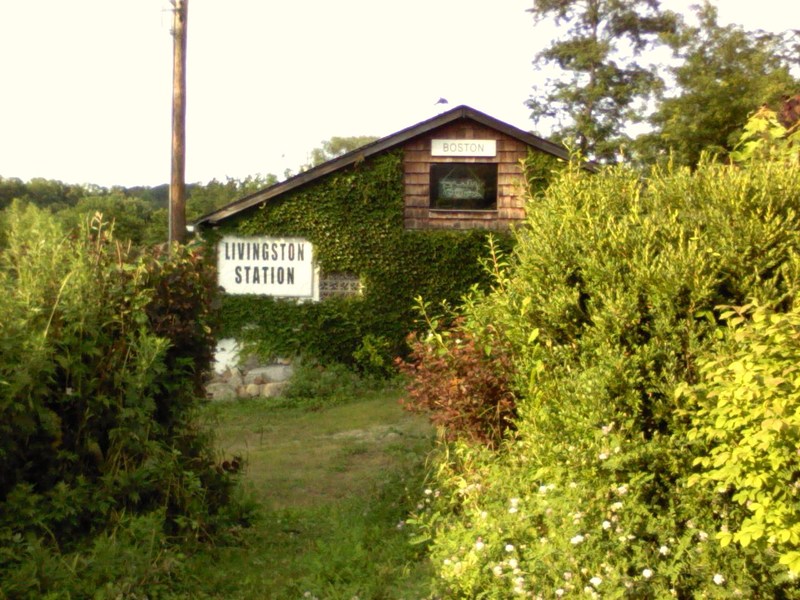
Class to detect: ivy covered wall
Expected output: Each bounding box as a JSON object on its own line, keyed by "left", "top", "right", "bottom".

{"left": 204, "top": 149, "right": 514, "bottom": 373}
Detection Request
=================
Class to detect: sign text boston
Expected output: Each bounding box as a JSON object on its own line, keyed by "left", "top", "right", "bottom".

{"left": 431, "top": 139, "right": 497, "bottom": 157}
{"left": 217, "top": 235, "right": 315, "bottom": 297}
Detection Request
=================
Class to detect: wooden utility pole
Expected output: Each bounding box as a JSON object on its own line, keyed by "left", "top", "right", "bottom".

{"left": 169, "top": 0, "right": 188, "bottom": 244}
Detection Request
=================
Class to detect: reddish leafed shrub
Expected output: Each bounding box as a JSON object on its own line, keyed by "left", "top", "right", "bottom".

{"left": 398, "top": 321, "right": 516, "bottom": 449}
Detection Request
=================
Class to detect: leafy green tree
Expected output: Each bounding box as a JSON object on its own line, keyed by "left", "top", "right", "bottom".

{"left": 638, "top": 2, "right": 798, "bottom": 166}
{"left": 304, "top": 136, "right": 379, "bottom": 170}
{"left": 55, "top": 193, "right": 159, "bottom": 246}
{"left": 187, "top": 175, "right": 276, "bottom": 221}
{"left": 527, "top": 0, "right": 677, "bottom": 162}
{"left": 0, "top": 177, "right": 89, "bottom": 211}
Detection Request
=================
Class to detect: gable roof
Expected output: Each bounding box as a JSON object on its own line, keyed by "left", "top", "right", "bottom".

{"left": 193, "top": 105, "right": 569, "bottom": 227}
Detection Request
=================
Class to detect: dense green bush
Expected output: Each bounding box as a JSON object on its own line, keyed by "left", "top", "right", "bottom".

{"left": 0, "top": 204, "right": 244, "bottom": 597}
{"left": 212, "top": 150, "right": 515, "bottom": 373}
{"left": 686, "top": 302, "right": 800, "bottom": 576}
{"left": 407, "top": 153, "right": 800, "bottom": 596}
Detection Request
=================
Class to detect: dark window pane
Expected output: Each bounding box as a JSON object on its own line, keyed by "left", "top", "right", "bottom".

{"left": 430, "top": 163, "right": 497, "bottom": 210}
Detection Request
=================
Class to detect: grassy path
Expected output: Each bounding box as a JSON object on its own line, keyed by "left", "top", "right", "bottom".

{"left": 185, "top": 388, "right": 434, "bottom": 599}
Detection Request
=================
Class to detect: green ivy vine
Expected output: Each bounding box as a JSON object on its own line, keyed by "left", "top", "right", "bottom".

{"left": 204, "top": 149, "right": 515, "bottom": 374}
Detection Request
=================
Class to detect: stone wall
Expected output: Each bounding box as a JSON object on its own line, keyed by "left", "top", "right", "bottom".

{"left": 205, "top": 338, "right": 294, "bottom": 401}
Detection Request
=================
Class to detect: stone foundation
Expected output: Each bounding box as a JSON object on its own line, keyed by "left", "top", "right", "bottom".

{"left": 205, "top": 338, "right": 294, "bottom": 401}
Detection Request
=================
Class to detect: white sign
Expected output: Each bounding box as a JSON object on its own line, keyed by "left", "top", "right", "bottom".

{"left": 218, "top": 236, "right": 315, "bottom": 297}
{"left": 431, "top": 139, "right": 497, "bottom": 157}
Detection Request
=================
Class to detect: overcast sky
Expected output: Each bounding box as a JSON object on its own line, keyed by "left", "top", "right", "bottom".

{"left": 0, "top": 0, "right": 795, "bottom": 188}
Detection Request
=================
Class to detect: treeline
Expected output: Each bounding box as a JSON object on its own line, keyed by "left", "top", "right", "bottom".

{"left": 0, "top": 174, "right": 276, "bottom": 247}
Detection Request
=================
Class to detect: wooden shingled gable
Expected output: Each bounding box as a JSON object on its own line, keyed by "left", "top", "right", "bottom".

{"left": 193, "top": 105, "right": 569, "bottom": 227}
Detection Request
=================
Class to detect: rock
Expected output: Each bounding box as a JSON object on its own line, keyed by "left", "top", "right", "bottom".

{"left": 226, "top": 369, "right": 244, "bottom": 389}
{"left": 243, "top": 383, "right": 262, "bottom": 398}
{"left": 261, "top": 382, "right": 289, "bottom": 398}
{"left": 244, "top": 365, "right": 294, "bottom": 385}
{"left": 205, "top": 382, "right": 237, "bottom": 401}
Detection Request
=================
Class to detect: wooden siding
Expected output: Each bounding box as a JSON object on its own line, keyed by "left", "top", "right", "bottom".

{"left": 403, "top": 121, "right": 531, "bottom": 230}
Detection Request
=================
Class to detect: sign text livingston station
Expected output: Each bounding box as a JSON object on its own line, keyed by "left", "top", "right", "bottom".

{"left": 217, "top": 236, "right": 315, "bottom": 297}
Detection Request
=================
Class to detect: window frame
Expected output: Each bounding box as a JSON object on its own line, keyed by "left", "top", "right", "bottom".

{"left": 428, "top": 162, "right": 498, "bottom": 211}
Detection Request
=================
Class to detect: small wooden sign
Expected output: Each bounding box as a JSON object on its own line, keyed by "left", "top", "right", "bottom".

{"left": 431, "top": 139, "right": 497, "bottom": 157}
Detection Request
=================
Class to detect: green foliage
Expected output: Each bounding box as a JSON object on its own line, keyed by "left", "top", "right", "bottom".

{"left": 686, "top": 302, "right": 800, "bottom": 576}
{"left": 527, "top": 0, "right": 678, "bottom": 162}
{"left": 0, "top": 204, "right": 243, "bottom": 596}
{"left": 730, "top": 104, "right": 800, "bottom": 164}
{"left": 215, "top": 150, "right": 513, "bottom": 374}
{"left": 640, "top": 3, "right": 798, "bottom": 166}
{"left": 408, "top": 153, "right": 800, "bottom": 596}
{"left": 276, "top": 360, "right": 388, "bottom": 411}
{"left": 303, "top": 135, "right": 379, "bottom": 170}
{"left": 55, "top": 192, "right": 165, "bottom": 246}
{"left": 0, "top": 511, "right": 183, "bottom": 599}
{"left": 0, "top": 176, "right": 88, "bottom": 212}
{"left": 187, "top": 175, "right": 276, "bottom": 221}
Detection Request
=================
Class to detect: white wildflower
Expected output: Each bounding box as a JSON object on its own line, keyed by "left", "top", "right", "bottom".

{"left": 602, "top": 520, "right": 612, "bottom": 530}
{"left": 590, "top": 576, "right": 602, "bottom": 587}
{"left": 659, "top": 545, "right": 670, "bottom": 556}
{"left": 643, "top": 568, "right": 653, "bottom": 579}
{"left": 570, "top": 534, "right": 585, "bottom": 545}
{"left": 713, "top": 573, "right": 725, "bottom": 585}
{"left": 505, "top": 543, "right": 515, "bottom": 552}
{"left": 493, "top": 564, "right": 503, "bottom": 577}
{"left": 475, "top": 539, "right": 485, "bottom": 551}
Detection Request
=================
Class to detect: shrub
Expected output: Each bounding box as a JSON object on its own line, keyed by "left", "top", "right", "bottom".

{"left": 399, "top": 318, "right": 516, "bottom": 449}
{"left": 0, "top": 204, "right": 243, "bottom": 596}
{"left": 407, "top": 153, "right": 800, "bottom": 596}
{"left": 687, "top": 302, "right": 800, "bottom": 577}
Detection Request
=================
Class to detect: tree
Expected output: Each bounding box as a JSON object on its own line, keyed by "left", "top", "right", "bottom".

{"left": 54, "top": 192, "right": 160, "bottom": 247}
{"left": 527, "top": 0, "right": 677, "bottom": 162}
{"left": 0, "top": 177, "right": 88, "bottom": 212}
{"left": 638, "top": 2, "right": 799, "bottom": 166}
{"left": 186, "top": 175, "right": 276, "bottom": 221}
{"left": 304, "top": 136, "right": 379, "bottom": 170}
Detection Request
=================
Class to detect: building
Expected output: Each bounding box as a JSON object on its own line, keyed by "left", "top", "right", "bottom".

{"left": 192, "top": 105, "right": 570, "bottom": 371}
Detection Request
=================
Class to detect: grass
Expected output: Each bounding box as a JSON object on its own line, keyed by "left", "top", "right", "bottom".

{"left": 180, "top": 384, "right": 435, "bottom": 599}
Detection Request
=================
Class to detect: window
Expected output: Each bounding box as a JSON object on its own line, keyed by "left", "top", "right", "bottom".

{"left": 430, "top": 163, "right": 497, "bottom": 210}
{"left": 318, "top": 272, "right": 363, "bottom": 300}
